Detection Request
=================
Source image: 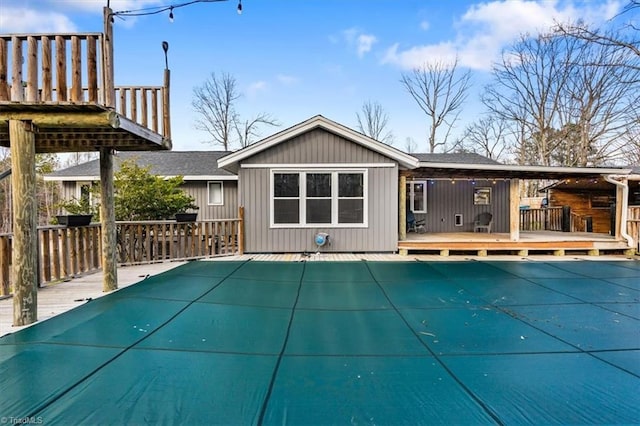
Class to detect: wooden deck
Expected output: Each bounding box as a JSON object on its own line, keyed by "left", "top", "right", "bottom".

{"left": 399, "top": 230, "right": 632, "bottom": 256}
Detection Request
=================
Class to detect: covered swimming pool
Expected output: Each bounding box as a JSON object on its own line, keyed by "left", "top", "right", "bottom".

{"left": 1, "top": 259, "right": 639, "bottom": 424}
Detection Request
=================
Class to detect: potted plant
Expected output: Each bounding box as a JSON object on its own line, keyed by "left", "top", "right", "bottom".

{"left": 55, "top": 197, "right": 97, "bottom": 227}
{"left": 174, "top": 210, "right": 198, "bottom": 222}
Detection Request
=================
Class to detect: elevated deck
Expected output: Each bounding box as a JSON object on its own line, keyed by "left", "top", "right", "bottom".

{"left": 0, "top": 32, "right": 171, "bottom": 152}
{"left": 399, "top": 231, "right": 632, "bottom": 256}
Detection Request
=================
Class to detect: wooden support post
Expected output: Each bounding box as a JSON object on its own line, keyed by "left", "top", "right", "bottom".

{"left": 100, "top": 148, "right": 118, "bottom": 292}
{"left": 41, "top": 36, "right": 52, "bottom": 101}
{"left": 478, "top": 249, "right": 488, "bottom": 257}
{"left": 399, "top": 175, "right": 406, "bottom": 241}
{"left": 86, "top": 35, "right": 98, "bottom": 103}
{"left": 71, "top": 35, "right": 82, "bottom": 102}
{"left": 238, "top": 206, "right": 245, "bottom": 255}
{"left": 588, "top": 249, "right": 600, "bottom": 256}
{"left": 509, "top": 178, "right": 520, "bottom": 241}
{"left": 553, "top": 249, "right": 565, "bottom": 256}
{"left": 398, "top": 248, "right": 408, "bottom": 256}
{"left": 517, "top": 249, "right": 528, "bottom": 257}
{"left": 10, "top": 120, "right": 38, "bottom": 326}
{"left": 103, "top": 7, "right": 115, "bottom": 108}
{"left": 440, "top": 249, "right": 449, "bottom": 257}
{"left": 163, "top": 69, "right": 171, "bottom": 139}
{"left": 614, "top": 184, "right": 624, "bottom": 239}
{"left": 55, "top": 35, "right": 67, "bottom": 102}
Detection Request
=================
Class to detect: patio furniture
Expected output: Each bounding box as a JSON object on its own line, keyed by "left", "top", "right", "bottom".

{"left": 407, "top": 211, "right": 426, "bottom": 233}
{"left": 474, "top": 212, "right": 493, "bottom": 233}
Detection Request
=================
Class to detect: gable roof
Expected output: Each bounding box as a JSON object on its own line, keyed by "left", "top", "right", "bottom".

{"left": 46, "top": 151, "right": 236, "bottom": 181}
{"left": 413, "top": 153, "right": 502, "bottom": 165}
{"left": 217, "top": 115, "right": 419, "bottom": 171}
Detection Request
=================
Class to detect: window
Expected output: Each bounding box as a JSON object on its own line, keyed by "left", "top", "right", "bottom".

{"left": 271, "top": 170, "right": 367, "bottom": 227}
{"left": 208, "top": 182, "right": 224, "bottom": 205}
{"left": 474, "top": 187, "right": 491, "bottom": 205}
{"left": 76, "top": 182, "right": 99, "bottom": 207}
{"left": 406, "top": 181, "right": 427, "bottom": 213}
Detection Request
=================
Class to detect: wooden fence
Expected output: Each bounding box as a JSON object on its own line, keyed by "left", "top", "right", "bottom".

{"left": 0, "top": 218, "right": 243, "bottom": 295}
{"left": 628, "top": 206, "right": 640, "bottom": 252}
{"left": 519, "top": 207, "right": 563, "bottom": 231}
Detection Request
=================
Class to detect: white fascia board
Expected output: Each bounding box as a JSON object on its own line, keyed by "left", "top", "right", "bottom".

{"left": 417, "top": 162, "right": 632, "bottom": 175}
{"left": 165, "top": 175, "right": 238, "bottom": 181}
{"left": 44, "top": 175, "right": 100, "bottom": 181}
{"left": 218, "top": 115, "right": 419, "bottom": 170}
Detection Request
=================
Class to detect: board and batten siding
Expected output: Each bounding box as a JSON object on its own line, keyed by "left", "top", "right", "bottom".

{"left": 240, "top": 128, "right": 399, "bottom": 252}
{"left": 411, "top": 179, "right": 510, "bottom": 233}
{"left": 59, "top": 180, "right": 238, "bottom": 220}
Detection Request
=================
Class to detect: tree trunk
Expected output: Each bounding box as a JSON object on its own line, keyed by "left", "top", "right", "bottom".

{"left": 10, "top": 120, "right": 38, "bottom": 326}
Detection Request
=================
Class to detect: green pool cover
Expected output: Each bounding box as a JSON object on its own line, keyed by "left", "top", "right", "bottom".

{"left": 1, "top": 260, "right": 639, "bottom": 424}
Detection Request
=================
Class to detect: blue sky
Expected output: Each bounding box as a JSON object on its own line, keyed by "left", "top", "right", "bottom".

{"left": 0, "top": 0, "right": 626, "bottom": 152}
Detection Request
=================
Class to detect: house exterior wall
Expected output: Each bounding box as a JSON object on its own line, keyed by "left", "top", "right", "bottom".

{"left": 239, "top": 128, "right": 399, "bottom": 252}
{"left": 59, "top": 180, "right": 239, "bottom": 220}
{"left": 549, "top": 189, "right": 612, "bottom": 233}
{"left": 410, "top": 179, "right": 510, "bottom": 232}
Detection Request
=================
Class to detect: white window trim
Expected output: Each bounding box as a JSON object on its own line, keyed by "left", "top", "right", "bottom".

{"left": 76, "top": 181, "right": 98, "bottom": 206}
{"left": 270, "top": 168, "right": 368, "bottom": 228}
{"left": 207, "top": 181, "right": 224, "bottom": 206}
{"left": 407, "top": 180, "right": 427, "bottom": 214}
{"left": 474, "top": 187, "right": 492, "bottom": 205}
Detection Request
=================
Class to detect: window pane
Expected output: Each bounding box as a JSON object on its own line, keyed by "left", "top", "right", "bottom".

{"left": 208, "top": 182, "right": 222, "bottom": 204}
{"left": 339, "top": 173, "right": 363, "bottom": 197}
{"left": 338, "top": 199, "right": 363, "bottom": 223}
{"left": 306, "top": 199, "right": 331, "bottom": 223}
{"left": 274, "top": 199, "right": 299, "bottom": 223}
{"left": 274, "top": 173, "right": 299, "bottom": 197}
{"left": 413, "top": 182, "right": 425, "bottom": 211}
{"left": 307, "top": 173, "right": 331, "bottom": 197}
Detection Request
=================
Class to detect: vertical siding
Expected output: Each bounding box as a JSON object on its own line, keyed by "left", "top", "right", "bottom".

{"left": 182, "top": 181, "right": 238, "bottom": 220}
{"left": 414, "top": 179, "right": 510, "bottom": 232}
{"left": 240, "top": 129, "right": 398, "bottom": 253}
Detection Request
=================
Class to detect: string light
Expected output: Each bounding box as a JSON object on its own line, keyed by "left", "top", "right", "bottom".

{"left": 237, "top": 0, "right": 242, "bottom": 14}
{"left": 110, "top": 0, "right": 236, "bottom": 20}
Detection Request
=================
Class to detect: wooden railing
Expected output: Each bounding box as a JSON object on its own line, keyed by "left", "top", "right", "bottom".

{"left": 520, "top": 207, "right": 563, "bottom": 231}
{"left": 0, "top": 218, "right": 243, "bottom": 295}
{"left": 628, "top": 206, "right": 640, "bottom": 252}
{"left": 0, "top": 32, "right": 170, "bottom": 139}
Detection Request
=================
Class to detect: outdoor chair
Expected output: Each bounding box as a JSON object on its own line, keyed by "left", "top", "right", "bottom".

{"left": 407, "top": 211, "right": 426, "bottom": 233}
{"left": 474, "top": 212, "right": 493, "bottom": 233}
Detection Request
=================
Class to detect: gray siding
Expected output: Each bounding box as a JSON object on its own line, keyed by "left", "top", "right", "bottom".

{"left": 245, "top": 128, "right": 392, "bottom": 164}
{"left": 412, "top": 179, "right": 510, "bottom": 232}
{"left": 58, "top": 180, "right": 238, "bottom": 220}
{"left": 240, "top": 129, "right": 398, "bottom": 253}
{"left": 182, "top": 181, "right": 238, "bottom": 219}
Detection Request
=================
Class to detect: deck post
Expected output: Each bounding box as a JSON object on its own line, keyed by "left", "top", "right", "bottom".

{"left": 509, "top": 178, "right": 520, "bottom": 241}
{"left": 399, "top": 175, "right": 406, "bottom": 241}
{"left": 238, "top": 206, "right": 245, "bottom": 255}
{"left": 103, "top": 7, "right": 115, "bottom": 108}
{"left": 10, "top": 120, "right": 38, "bottom": 326}
{"left": 99, "top": 148, "right": 118, "bottom": 292}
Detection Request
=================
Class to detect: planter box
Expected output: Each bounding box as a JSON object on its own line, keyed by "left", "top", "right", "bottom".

{"left": 175, "top": 213, "right": 198, "bottom": 222}
{"left": 57, "top": 215, "right": 92, "bottom": 227}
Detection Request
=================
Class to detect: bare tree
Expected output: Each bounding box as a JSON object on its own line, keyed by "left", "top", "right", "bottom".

{"left": 235, "top": 113, "right": 280, "bottom": 148}
{"left": 400, "top": 57, "right": 471, "bottom": 153}
{"left": 356, "top": 100, "right": 394, "bottom": 144}
{"left": 459, "top": 116, "right": 508, "bottom": 161}
{"left": 482, "top": 33, "right": 578, "bottom": 165}
{"left": 554, "top": 2, "right": 640, "bottom": 61}
{"left": 192, "top": 72, "right": 240, "bottom": 150}
{"left": 404, "top": 137, "right": 418, "bottom": 154}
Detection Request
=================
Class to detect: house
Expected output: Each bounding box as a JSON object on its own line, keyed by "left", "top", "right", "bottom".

{"left": 50, "top": 115, "right": 638, "bottom": 254}
{"left": 45, "top": 151, "right": 238, "bottom": 220}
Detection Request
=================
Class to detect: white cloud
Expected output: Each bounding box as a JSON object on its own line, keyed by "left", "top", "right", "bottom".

{"left": 276, "top": 74, "right": 299, "bottom": 85}
{"left": 247, "top": 81, "right": 268, "bottom": 97}
{"left": 338, "top": 27, "right": 378, "bottom": 58}
{"left": 0, "top": 7, "right": 77, "bottom": 33}
{"left": 382, "top": 0, "right": 624, "bottom": 71}
{"left": 356, "top": 34, "right": 377, "bottom": 57}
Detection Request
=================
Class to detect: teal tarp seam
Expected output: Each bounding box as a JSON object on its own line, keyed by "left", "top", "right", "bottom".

{"left": 25, "top": 259, "right": 252, "bottom": 418}
{"left": 256, "top": 261, "right": 307, "bottom": 425}
{"left": 362, "top": 261, "right": 506, "bottom": 425}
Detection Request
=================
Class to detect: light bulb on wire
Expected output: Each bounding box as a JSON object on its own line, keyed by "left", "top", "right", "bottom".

{"left": 169, "top": 7, "right": 174, "bottom": 22}
{"left": 237, "top": 0, "right": 242, "bottom": 15}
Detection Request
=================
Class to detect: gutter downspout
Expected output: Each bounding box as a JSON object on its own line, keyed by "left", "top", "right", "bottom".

{"left": 604, "top": 174, "right": 634, "bottom": 248}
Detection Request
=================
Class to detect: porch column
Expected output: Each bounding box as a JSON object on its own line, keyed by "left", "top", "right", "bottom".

{"left": 100, "top": 148, "right": 118, "bottom": 292}
{"left": 509, "top": 178, "right": 520, "bottom": 241}
{"left": 614, "top": 183, "right": 624, "bottom": 239}
{"left": 399, "top": 175, "right": 406, "bottom": 241}
{"left": 10, "top": 120, "right": 38, "bottom": 326}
